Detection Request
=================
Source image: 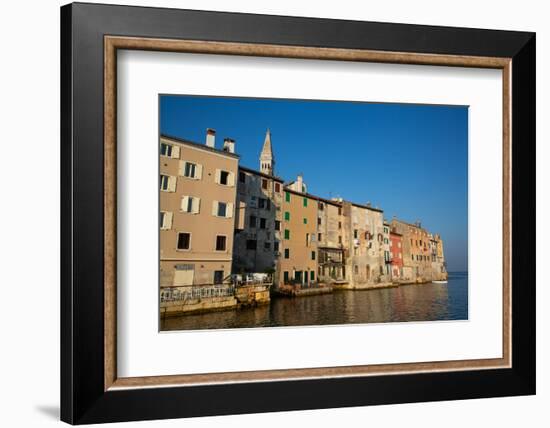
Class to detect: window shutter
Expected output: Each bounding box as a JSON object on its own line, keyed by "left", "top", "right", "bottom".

{"left": 165, "top": 211, "right": 173, "bottom": 229}
{"left": 228, "top": 172, "right": 235, "bottom": 186}
{"left": 178, "top": 160, "right": 185, "bottom": 176}
{"left": 168, "top": 176, "right": 176, "bottom": 192}
{"left": 171, "top": 145, "right": 180, "bottom": 159}
{"left": 212, "top": 201, "right": 218, "bottom": 216}
{"left": 215, "top": 169, "right": 221, "bottom": 184}
{"left": 193, "top": 197, "right": 201, "bottom": 214}
{"left": 226, "top": 202, "right": 234, "bottom": 218}
{"left": 196, "top": 164, "right": 203, "bottom": 179}
{"left": 181, "top": 196, "right": 189, "bottom": 212}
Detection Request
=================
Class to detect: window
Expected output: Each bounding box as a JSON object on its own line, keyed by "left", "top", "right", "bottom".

{"left": 311, "top": 251, "right": 316, "bottom": 260}
{"left": 215, "top": 235, "right": 226, "bottom": 251}
{"left": 275, "top": 182, "right": 281, "bottom": 193}
{"left": 303, "top": 218, "right": 308, "bottom": 225}
{"left": 239, "top": 171, "right": 246, "bottom": 183}
{"left": 266, "top": 199, "right": 271, "bottom": 210}
{"left": 249, "top": 215, "right": 257, "bottom": 228}
{"left": 220, "top": 170, "right": 229, "bottom": 185}
{"left": 305, "top": 233, "right": 309, "bottom": 246}
{"left": 217, "top": 202, "right": 227, "bottom": 217}
{"left": 284, "top": 248, "right": 290, "bottom": 259}
{"left": 303, "top": 197, "right": 308, "bottom": 207}
{"left": 246, "top": 240, "right": 257, "bottom": 250}
{"left": 310, "top": 271, "right": 315, "bottom": 281}
{"left": 184, "top": 162, "right": 196, "bottom": 178}
{"left": 354, "top": 229, "right": 358, "bottom": 239}
{"left": 213, "top": 270, "right": 224, "bottom": 284}
{"left": 160, "top": 211, "right": 173, "bottom": 230}
{"left": 283, "top": 271, "right": 289, "bottom": 283}
{"left": 177, "top": 232, "right": 191, "bottom": 250}
{"left": 338, "top": 207, "right": 342, "bottom": 215}
{"left": 318, "top": 233, "right": 322, "bottom": 241}
{"left": 181, "top": 196, "right": 200, "bottom": 214}
{"left": 260, "top": 218, "right": 267, "bottom": 229}
{"left": 284, "top": 211, "right": 290, "bottom": 221}
{"left": 338, "top": 236, "right": 342, "bottom": 244}
{"left": 354, "top": 265, "right": 359, "bottom": 274}
{"left": 259, "top": 198, "right": 266, "bottom": 209}
{"left": 284, "top": 229, "right": 290, "bottom": 240}
{"left": 160, "top": 143, "right": 172, "bottom": 157}
{"left": 285, "top": 191, "right": 291, "bottom": 202}
{"left": 412, "top": 255, "right": 414, "bottom": 260}
{"left": 264, "top": 242, "right": 271, "bottom": 250}
{"left": 274, "top": 220, "right": 281, "bottom": 231}
{"left": 262, "top": 178, "right": 268, "bottom": 189}
{"left": 274, "top": 242, "right": 279, "bottom": 252}
{"left": 318, "top": 202, "right": 324, "bottom": 211}
{"left": 338, "top": 221, "right": 342, "bottom": 229}
{"left": 317, "top": 217, "right": 322, "bottom": 226}
{"left": 160, "top": 174, "right": 175, "bottom": 192}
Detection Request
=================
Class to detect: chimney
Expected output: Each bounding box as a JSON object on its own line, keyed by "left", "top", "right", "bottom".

{"left": 296, "top": 174, "right": 304, "bottom": 192}
{"left": 223, "top": 138, "right": 235, "bottom": 153}
{"left": 205, "top": 128, "right": 216, "bottom": 148}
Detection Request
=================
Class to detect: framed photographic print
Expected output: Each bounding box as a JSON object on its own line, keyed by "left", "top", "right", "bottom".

{"left": 61, "top": 2, "right": 535, "bottom": 424}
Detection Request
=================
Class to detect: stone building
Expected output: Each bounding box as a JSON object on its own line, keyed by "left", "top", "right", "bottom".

{"left": 382, "top": 221, "right": 392, "bottom": 278}
{"left": 159, "top": 132, "right": 239, "bottom": 289}
{"left": 343, "top": 202, "right": 390, "bottom": 287}
{"left": 232, "top": 167, "right": 284, "bottom": 279}
{"left": 316, "top": 197, "right": 346, "bottom": 284}
{"left": 279, "top": 187, "right": 319, "bottom": 287}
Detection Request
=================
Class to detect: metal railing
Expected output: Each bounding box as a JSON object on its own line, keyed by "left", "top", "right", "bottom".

{"left": 161, "top": 284, "right": 235, "bottom": 303}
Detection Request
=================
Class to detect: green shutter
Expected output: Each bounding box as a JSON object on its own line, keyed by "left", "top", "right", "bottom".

{"left": 310, "top": 271, "right": 315, "bottom": 281}
{"left": 285, "top": 191, "right": 291, "bottom": 202}
{"left": 284, "top": 249, "right": 290, "bottom": 259}
{"left": 283, "top": 271, "right": 289, "bottom": 283}
{"left": 303, "top": 217, "right": 307, "bottom": 224}
{"left": 303, "top": 197, "right": 308, "bottom": 207}
{"left": 284, "top": 211, "right": 290, "bottom": 221}
{"left": 284, "top": 229, "right": 290, "bottom": 240}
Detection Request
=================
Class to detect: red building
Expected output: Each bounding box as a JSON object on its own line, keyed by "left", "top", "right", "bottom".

{"left": 390, "top": 230, "right": 403, "bottom": 279}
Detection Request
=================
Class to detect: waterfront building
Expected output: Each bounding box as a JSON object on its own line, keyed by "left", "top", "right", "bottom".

{"left": 159, "top": 131, "right": 239, "bottom": 289}
{"left": 279, "top": 182, "right": 319, "bottom": 288}
{"left": 232, "top": 130, "right": 284, "bottom": 277}
{"left": 390, "top": 228, "right": 404, "bottom": 279}
{"left": 343, "top": 201, "right": 389, "bottom": 287}
{"left": 316, "top": 197, "right": 347, "bottom": 284}
{"left": 390, "top": 218, "right": 447, "bottom": 282}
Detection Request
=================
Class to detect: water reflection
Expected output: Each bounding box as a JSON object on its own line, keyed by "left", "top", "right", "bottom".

{"left": 161, "top": 272, "right": 468, "bottom": 331}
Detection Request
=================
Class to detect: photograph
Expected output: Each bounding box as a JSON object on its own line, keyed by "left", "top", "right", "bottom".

{"left": 158, "top": 95, "right": 468, "bottom": 331}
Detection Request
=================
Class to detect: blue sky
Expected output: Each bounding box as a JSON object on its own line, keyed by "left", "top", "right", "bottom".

{"left": 160, "top": 95, "right": 468, "bottom": 272}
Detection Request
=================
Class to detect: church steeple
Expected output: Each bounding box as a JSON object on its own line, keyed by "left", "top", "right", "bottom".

{"left": 259, "top": 128, "right": 275, "bottom": 175}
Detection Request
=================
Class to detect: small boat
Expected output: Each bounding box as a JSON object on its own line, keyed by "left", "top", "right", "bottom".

{"left": 432, "top": 280, "right": 448, "bottom": 284}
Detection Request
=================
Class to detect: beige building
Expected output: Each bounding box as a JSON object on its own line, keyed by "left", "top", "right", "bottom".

{"left": 159, "top": 132, "right": 239, "bottom": 289}
{"left": 233, "top": 130, "right": 284, "bottom": 277}
{"left": 344, "top": 202, "right": 389, "bottom": 287}
{"left": 279, "top": 187, "right": 319, "bottom": 287}
{"left": 316, "top": 197, "right": 346, "bottom": 283}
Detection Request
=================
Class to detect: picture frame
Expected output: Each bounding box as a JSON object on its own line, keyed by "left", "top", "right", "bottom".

{"left": 61, "top": 2, "right": 535, "bottom": 424}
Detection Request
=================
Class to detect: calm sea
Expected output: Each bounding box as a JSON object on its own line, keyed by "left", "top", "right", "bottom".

{"left": 161, "top": 271, "right": 468, "bottom": 331}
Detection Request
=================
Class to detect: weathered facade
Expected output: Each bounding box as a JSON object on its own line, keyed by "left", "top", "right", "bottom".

{"left": 232, "top": 165, "right": 284, "bottom": 276}
{"left": 343, "top": 202, "right": 390, "bottom": 288}
{"left": 159, "top": 133, "right": 239, "bottom": 289}
{"left": 316, "top": 198, "right": 346, "bottom": 284}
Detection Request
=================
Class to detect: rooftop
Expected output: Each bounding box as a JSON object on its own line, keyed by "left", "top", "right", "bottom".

{"left": 160, "top": 134, "right": 240, "bottom": 159}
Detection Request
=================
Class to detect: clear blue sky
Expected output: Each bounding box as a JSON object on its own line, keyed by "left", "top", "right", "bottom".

{"left": 160, "top": 95, "right": 468, "bottom": 272}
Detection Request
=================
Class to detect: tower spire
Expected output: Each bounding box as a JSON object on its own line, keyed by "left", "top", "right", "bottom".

{"left": 259, "top": 128, "right": 275, "bottom": 175}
